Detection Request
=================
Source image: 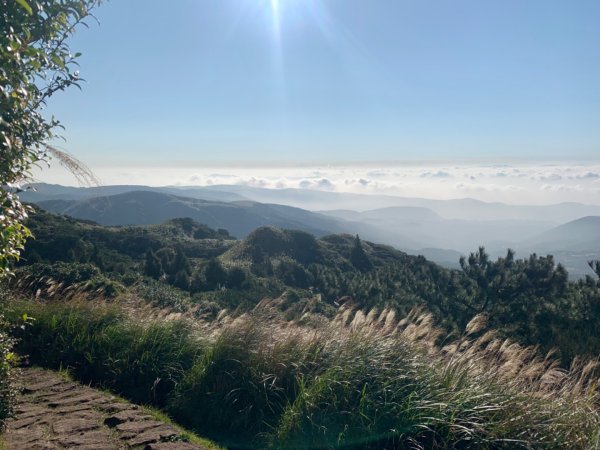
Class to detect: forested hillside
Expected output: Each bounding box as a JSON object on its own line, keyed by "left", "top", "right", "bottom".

{"left": 13, "top": 208, "right": 600, "bottom": 364}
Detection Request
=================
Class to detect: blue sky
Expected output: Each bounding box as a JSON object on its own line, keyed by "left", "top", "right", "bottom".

{"left": 45, "top": 0, "right": 600, "bottom": 165}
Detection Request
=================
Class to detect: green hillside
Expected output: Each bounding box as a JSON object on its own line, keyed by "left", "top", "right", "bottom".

{"left": 12, "top": 208, "right": 600, "bottom": 364}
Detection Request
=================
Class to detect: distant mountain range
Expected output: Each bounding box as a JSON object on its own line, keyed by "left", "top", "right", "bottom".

{"left": 22, "top": 183, "right": 600, "bottom": 222}
{"left": 194, "top": 185, "right": 600, "bottom": 223}
{"left": 20, "top": 183, "right": 600, "bottom": 278}
{"left": 19, "top": 183, "right": 247, "bottom": 203}
{"left": 523, "top": 216, "right": 600, "bottom": 253}
{"left": 35, "top": 190, "right": 355, "bottom": 239}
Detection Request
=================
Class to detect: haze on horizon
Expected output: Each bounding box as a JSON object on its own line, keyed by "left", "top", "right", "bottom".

{"left": 33, "top": 160, "right": 600, "bottom": 206}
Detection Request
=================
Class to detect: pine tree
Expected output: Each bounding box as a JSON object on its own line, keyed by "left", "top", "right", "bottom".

{"left": 144, "top": 250, "right": 162, "bottom": 279}
{"left": 350, "top": 235, "right": 372, "bottom": 271}
{"left": 172, "top": 246, "right": 192, "bottom": 276}
{"left": 204, "top": 258, "right": 228, "bottom": 290}
{"left": 227, "top": 267, "right": 247, "bottom": 289}
{"left": 190, "top": 271, "right": 205, "bottom": 294}
{"left": 589, "top": 260, "right": 600, "bottom": 279}
{"left": 173, "top": 270, "right": 191, "bottom": 291}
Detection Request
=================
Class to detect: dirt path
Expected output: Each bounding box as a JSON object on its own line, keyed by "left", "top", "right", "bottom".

{"left": 3, "top": 367, "right": 209, "bottom": 450}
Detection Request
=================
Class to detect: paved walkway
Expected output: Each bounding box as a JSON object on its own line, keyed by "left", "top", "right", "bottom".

{"left": 3, "top": 367, "right": 208, "bottom": 450}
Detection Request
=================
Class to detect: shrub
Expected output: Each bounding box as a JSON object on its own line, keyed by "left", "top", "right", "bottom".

{"left": 0, "top": 314, "right": 17, "bottom": 428}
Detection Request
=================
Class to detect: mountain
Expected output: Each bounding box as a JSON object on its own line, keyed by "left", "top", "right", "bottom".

{"left": 200, "top": 185, "right": 600, "bottom": 223}
{"left": 19, "top": 183, "right": 247, "bottom": 203}
{"left": 20, "top": 183, "right": 600, "bottom": 275}
{"left": 524, "top": 216, "right": 600, "bottom": 252}
{"left": 416, "top": 248, "right": 464, "bottom": 269}
{"left": 320, "top": 206, "right": 554, "bottom": 253}
{"left": 22, "top": 183, "right": 600, "bottom": 223}
{"left": 517, "top": 216, "right": 600, "bottom": 278}
{"left": 323, "top": 207, "right": 442, "bottom": 223}
{"left": 35, "top": 190, "right": 366, "bottom": 239}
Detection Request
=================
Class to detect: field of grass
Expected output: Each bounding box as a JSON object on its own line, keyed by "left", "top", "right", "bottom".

{"left": 3, "top": 298, "right": 599, "bottom": 449}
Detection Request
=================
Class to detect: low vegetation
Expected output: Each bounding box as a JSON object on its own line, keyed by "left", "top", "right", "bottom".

{"left": 0, "top": 287, "right": 18, "bottom": 430}
{"left": 3, "top": 297, "right": 599, "bottom": 449}
{"left": 0, "top": 315, "right": 16, "bottom": 428}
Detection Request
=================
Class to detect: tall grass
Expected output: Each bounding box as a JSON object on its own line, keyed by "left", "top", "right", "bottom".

{"left": 6, "top": 299, "right": 203, "bottom": 407}
{"left": 4, "top": 298, "right": 600, "bottom": 449}
{"left": 273, "top": 309, "right": 600, "bottom": 449}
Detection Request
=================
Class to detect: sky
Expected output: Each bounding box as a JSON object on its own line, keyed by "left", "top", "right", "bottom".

{"left": 39, "top": 0, "right": 600, "bottom": 202}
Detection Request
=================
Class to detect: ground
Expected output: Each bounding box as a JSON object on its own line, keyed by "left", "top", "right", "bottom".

{"left": 2, "top": 367, "right": 211, "bottom": 450}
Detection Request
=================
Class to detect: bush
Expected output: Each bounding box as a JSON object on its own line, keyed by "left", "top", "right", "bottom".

{"left": 0, "top": 314, "right": 17, "bottom": 428}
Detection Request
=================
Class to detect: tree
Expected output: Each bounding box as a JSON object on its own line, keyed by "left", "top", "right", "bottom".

{"left": 156, "top": 247, "right": 175, "bottom": 275}
{"left": 589, "top": 260, "right": 600, "bottom": 279}
{"left": 227, "top": 266, "right": 247, "bottom": 289}
{"left": 144, "top": 250, "right": 162, "bottom": 279}
{"left": 189, "top": 271, "right": 205, "bottom": 294}
{"left": 350, "top": 235, "right": 372, "bottom": 272}
{"left": 460, "top": 247, "right": 569, "bottom": 345}
{"left": 171, "top": 246, "right": 191, "bottom": 276}
{"left": 204, "top": 258, "right": 227, "bottom": 291}
{"left": 173, "top": 270, "right": 191, "bottom": 291}
{"left": 0, "top": 0, "right": 101, "bottom": 275}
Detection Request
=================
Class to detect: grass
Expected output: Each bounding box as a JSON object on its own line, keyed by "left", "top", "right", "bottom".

{"left": 5, "top": 299, "right": 204, "bottom": 408}
{"left": 3, "top": 298, "right": 600, "bottom": 449}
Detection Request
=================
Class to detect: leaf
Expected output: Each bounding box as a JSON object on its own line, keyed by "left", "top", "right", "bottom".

{"left": 16, "top": 0, "right": 33, "bottom": 15}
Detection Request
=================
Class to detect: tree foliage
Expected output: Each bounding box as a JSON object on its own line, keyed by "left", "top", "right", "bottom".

{"left": 349, "top": 234, "right": 372, "bottom": 271}
{"left": 0, "top": 0, "right": 101, "bottom": 274}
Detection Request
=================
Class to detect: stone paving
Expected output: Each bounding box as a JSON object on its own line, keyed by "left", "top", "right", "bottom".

{"left": 3, "top": 367, "right": 208, "bottom": 450}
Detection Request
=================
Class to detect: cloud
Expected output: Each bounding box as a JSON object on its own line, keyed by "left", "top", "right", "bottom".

{"left": 420, "top": 170, "right": 451, "bottom": 178}
{"left": 298, "top": 178, "right": 335, "bottom": 190}
{"left": 366, "top": 170, "right": 389, "bottom": 177}
{"left": 455, "top": 183, "right": 523, "bottom": 193}
{"left": 32, "top": 161, "right": 600, "bottom": 205}
{"left": 574, "top": 172, "right": 600, "bottom": 180}
{"left": 541, "top": 183, "right": 584, "bottom": 192}
{"left": 237, "top": 177, "right": 271, "bottom": 188}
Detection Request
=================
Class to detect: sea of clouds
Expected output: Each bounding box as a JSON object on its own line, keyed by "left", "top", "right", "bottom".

{"left": 34, "top": 162, "right": 600, "bottom": 205}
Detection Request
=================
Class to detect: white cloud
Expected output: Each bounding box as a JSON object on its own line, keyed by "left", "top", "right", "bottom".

{"left": 420, "top": 170, "right": 451, "bottom": 178}
{"left": 31, "top": 161, "right": 600, "bottom": 205}
{"left": 298, "top": 178, "right": 335, "bottom": 190}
